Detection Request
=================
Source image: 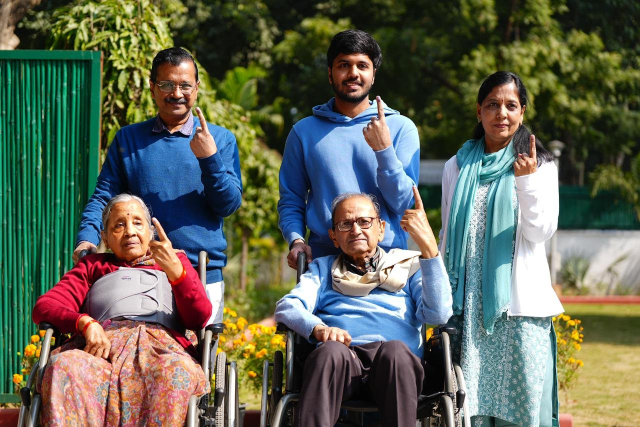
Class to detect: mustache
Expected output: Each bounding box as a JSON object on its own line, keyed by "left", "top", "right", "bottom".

{"left": 342, "top": 79, "right": 362, "bottom": 86}
{"left": 165, "top": 97, "right": 187, "bottom": 104}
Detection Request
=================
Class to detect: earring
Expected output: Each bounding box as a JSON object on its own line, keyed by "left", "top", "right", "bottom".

{"left": 477, "top": 117, "right": 481, "bottom": 122}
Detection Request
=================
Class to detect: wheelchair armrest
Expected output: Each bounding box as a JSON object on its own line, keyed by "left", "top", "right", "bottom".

{"left": 433, "top": 326, "right": 458, "bottom": 337}
{"left": 276, "top": 322, "right": 291, "bottom": 333}
{"left": 39, "top": 322, "right": 59, "bottom": 333}
{"left": 206, "top": 323, "right": 224, "bottom": 335}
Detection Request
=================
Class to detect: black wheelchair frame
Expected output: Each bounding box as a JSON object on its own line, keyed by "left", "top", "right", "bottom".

{"left": 17, "top": 250, "right": 239, "bottom": 427}
{"left": 259, "top": 253, "right": 470, "bottom": 427}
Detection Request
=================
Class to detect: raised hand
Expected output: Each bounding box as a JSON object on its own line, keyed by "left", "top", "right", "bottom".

{"left": 514, "top": 135, "right": 538, "bottom": 176}
{"left": 400, "top": 186, "right": 438, "bottom": 259}
{"left": 190, "top": 107, "right": 218, "bottom": 158}
{"left": 287, "top": 239, "right": 313, "bottom": 270}
{"left": 313, "top": 324, "right": 352, "bottom": 347}
{"left": 362, "top": 96, "right": 392, "bottom": 151}
{"left": 148, "top": 218, "right": 184, "bottom": 282}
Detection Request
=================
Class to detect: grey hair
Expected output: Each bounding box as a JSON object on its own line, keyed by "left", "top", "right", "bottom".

{"left": 330, "top": 193, "right": 381, "bottom": 226}
{"left": 102, "top": 194, "right": 153, "bottom": 234}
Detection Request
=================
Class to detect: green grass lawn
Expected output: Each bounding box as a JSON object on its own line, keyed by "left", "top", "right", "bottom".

{"left": 559, "top": 304, "right": 640, "bottom": 427}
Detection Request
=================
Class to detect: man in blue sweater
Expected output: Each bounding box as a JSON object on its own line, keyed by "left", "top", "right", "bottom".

{"left": 73, "top": 47, "right": 242, "bottom": 324}
{"left": 275, "top": 188, "right": 452, "bottom": 426}
{"left": 278, "top": 29, "right": 420, "bottom": 270}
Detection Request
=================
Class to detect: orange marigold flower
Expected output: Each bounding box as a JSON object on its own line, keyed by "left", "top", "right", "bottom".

{"left": 31, "top": 335, "right": 40, "bottom": 343}
{"left": 36, "top": 348, "right": 41, "bottom": 358}
{"left": 13, "top": 374, "right": 23, "bottom": 384}
{"left": 256, "top": 349, "right": 268, "bottom": 359}
{"left": 39, "top": 330, "right": 46, "bottom": 338}
{"left": 24, "top": 344, "right": 37, "bottom": 357}
{"left": 248, "top": 371, "right": 257, "bottom": 378}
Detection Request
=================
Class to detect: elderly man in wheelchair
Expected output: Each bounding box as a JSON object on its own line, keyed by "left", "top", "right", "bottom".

{"left": 274, "top": 188, "right": 454, "bottom": 426}
{"left": 29, "top": 194, "right": 213, "bottom": 425}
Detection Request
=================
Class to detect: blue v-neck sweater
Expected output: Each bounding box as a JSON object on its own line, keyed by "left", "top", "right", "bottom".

{"left": 76, "top": 117, "right": 242, "bottom": 283}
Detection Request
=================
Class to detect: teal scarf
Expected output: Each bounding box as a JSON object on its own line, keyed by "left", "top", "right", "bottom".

{"left": 444, "top": 138, "right": 517, "bottom": 334}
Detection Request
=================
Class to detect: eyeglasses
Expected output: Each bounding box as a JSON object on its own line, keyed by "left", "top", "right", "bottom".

{"left": 333, "top": 216, "right": 378, "bottom": 232}
{"left": 154, "top": 81, "right": 196, "bottom": 94}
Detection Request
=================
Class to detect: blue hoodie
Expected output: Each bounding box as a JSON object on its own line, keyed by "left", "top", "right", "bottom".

{"left": 278, "top": 98, "right": 420, "bottom": 258}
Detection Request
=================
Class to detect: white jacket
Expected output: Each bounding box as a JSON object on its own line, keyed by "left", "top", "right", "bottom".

{"left": 439, "top": 156, "right": 564, "bottom": 317}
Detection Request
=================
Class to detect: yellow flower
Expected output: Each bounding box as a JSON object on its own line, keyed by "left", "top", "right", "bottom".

{"left": 229, "top": 310, "right": 237, "bottom": 318}
{"left": 39, "top": 330, "right": 46, "bottom": 338}
{"left": 571, "top": 331, "right": 580, "bottom": 340}
{"left": 248, "top": 371, "right": 257, "bottom": 378}
{"left": 271, "top": 335, "right": 283, "bottom": 347}
{"left": 567, "top": 320, "right": 576, "bottom": 326}
{"left": 219, "top": 335, "right": 227, "bottom": 343}
{"left": 573, "top": 343, "right": 581, "bottom": 351}
{"left": 236, "top": 317, "right": 248, "bottom": 330}
{"left": 13, "top": 374, "right": 23, "bottom": 384}
{"left": 24, "top": 344, "right": 37, "bottom": 357}
{"left": 576, "top": 359, "right": 584, "bottom": 367}
{"left": 216, "top": 347, "right": 223, "bottom": 355}
{"left": 223, "top": 307, "right": 231, "bottom": 315}
{"left": 562, "top": 314, "right": 571, "bottom": 321}
{"left": 36, "top": 348, "right": 41, "bottom": 358}
{"left": 552, "top": 316, "right": 556, "bottom": 322}
{"left": 567, "top": 357, "right": 576, "bottom": 364}
{"left": 243, "top": 344, "right": 256, "bottom": 354}
{"left": 425, "top": 328, "right": 434, "bottom": 341}
{"left": 256, "top": 349, "right": 268, "bottom": 359}
{"left": 31, "top": 335, "right": 40, "bottom": 343}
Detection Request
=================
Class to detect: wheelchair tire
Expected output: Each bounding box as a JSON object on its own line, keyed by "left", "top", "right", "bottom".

{"left": 215, "top": 352, "right": 227, "bottom": 426}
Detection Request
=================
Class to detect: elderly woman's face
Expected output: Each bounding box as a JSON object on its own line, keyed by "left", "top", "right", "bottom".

{"left": 476, "top": 82, "right": 525, "bottom": 151}
{"left": 102, "top": 201, "right": 153, "bottom": 262}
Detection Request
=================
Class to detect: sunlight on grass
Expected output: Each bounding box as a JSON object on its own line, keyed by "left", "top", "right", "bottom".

{"left": 559, "top": 304, "right": 640, "bottom": 427}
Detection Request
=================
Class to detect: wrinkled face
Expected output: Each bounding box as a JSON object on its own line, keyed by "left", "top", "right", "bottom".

{"left": 101, "top": 201, "right": 153, "bottom": 262}
{"left": 150, "top": 61, "right": 199, "bottom": 122}
{"left": 477, "top": 82, "right": 525, "bottom": 149}
{"left": 328, "top": 53, "right": 376, "bottom": 104}
{"left": 328, "top": 196, "right": 385, "bottom": 259}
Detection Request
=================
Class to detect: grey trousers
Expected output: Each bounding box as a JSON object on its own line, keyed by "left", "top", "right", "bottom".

{"left": 295, "top": 340, "right": 426, "bottom": 427}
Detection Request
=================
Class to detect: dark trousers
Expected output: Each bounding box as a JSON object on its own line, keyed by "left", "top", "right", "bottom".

{"left": 295, "top": 340, "right": 425, "bottom": 427}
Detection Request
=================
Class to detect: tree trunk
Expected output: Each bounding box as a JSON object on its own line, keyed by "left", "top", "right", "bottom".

{"left": 0, "top": 0, "right": 42, "bottom": 50}
{"left": 239, "top": 228, "right": 250, "bottom": 292}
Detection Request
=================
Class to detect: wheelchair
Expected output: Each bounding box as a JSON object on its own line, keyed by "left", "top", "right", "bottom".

{"left": 18, "top": 251, "right": 239, "bottom": 427}
{"left": 259, "top": 253, "right": 470, "bottom": 427}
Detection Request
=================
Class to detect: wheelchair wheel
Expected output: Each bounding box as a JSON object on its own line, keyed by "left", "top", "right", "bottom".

{"left": 214, "top": 352, "right": 227, "bottom": 425}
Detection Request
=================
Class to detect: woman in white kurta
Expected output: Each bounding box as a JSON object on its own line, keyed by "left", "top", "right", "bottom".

{"left": 439, "top": 71, "right": 564, "bottom": 427}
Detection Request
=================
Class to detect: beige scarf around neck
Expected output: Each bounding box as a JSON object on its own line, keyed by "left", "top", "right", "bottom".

{"left": 331, "top": 248, "right": 421, "bottom": 296}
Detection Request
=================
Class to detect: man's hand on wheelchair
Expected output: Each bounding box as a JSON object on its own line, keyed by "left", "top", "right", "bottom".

{"left": 287, "top": 239, "right": 313, "bottom": 269}
{"left": 312, "top": 324, "right": 352, "bottom": 347}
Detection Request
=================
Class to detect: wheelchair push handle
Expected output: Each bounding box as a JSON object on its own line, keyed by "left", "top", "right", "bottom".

{"left": 78, "top": 249, "right": 91, "bottom": 260}
{"left": 297, "top": 251, "right": 307, "bottom": 281}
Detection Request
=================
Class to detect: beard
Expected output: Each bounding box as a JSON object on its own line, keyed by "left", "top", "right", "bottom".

{"left": 331, "top": 78, "right": 373, "bottom": 104}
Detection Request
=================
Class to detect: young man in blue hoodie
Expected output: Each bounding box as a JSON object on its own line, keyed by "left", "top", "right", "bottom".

{"left": 278, "top": 29, "right": 420, "bottom": 269}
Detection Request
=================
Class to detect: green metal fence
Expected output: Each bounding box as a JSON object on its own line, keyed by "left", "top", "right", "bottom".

{"left": 0, "top": 50, "right": 101, "bottom": 398}
{"left": 419, "top": 185, "right": 640, "bottom": 230}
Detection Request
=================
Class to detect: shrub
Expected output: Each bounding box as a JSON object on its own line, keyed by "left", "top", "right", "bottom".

{"left": 554, "top": 314, "right": 585, "bottom": 393}
{"left": 12, "top": 331, "right": 56, "bottom": 394}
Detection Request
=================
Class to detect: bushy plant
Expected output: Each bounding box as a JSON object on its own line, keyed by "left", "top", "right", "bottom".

{"left": 12, "top": 331, "right": 56, "bottom": 394}
{"left": 219, "top": 307, "right": 286, "bottom": 393}
{"left": 554, "top": 314, "right": 585, "bottom": 394}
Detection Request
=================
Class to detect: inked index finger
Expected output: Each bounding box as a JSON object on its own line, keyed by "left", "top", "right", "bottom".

{"left": 152, "top": 217, "right": 169, "bottom": 241}
{"left": 412, "top": 186, "right": 424, "bottom": 210}
{"left": 530, "top": 135, "right": 537, "bottom": 160}
{"left": 195, "top": 107, "right": 209, "bottom": 134}
{"left": 376, "top": 96, "right": 386, "bottom": 122}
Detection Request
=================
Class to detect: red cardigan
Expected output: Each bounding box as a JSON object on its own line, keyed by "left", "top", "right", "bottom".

{"left": 33, "top": 253, "right": 212, "bottom": 351}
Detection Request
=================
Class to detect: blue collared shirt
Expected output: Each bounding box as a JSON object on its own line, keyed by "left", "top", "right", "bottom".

{"left": 151, "top": 112, "right": 194, "bottom": 136}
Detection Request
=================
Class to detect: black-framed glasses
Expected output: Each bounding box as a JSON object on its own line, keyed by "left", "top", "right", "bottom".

{"left": 154, "top": 81, "right": 196, "bottom": 94}
{"left": 333, "top": 216, "right": 378, "bottom": 232}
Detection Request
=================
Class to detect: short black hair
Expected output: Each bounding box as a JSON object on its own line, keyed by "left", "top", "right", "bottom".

{"left": 150, "top": 47, "right": 199, "bottom": 83}
{"left": 327, "top": 30, "right": 382, "bottom": 69}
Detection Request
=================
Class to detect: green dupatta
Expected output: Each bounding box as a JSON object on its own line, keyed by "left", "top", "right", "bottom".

{"left": 444, "top": 138, "right": 517, "bottom": 333}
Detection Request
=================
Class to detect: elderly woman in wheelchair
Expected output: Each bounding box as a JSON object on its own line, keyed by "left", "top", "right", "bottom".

{"left": 274, "top": 189, "right": 454, "bottom": 426}
{"left": 31, "top": 194, "right": 212, "bottom": 425}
